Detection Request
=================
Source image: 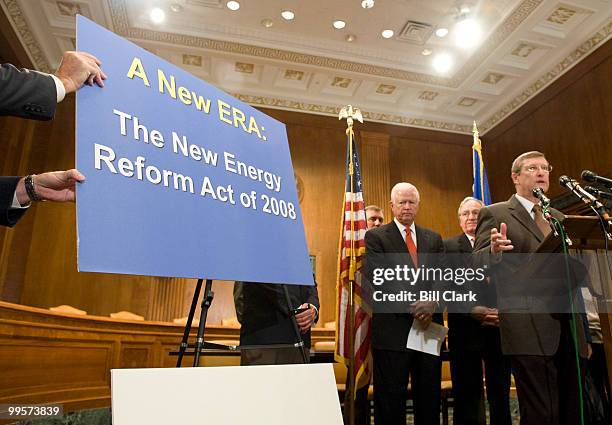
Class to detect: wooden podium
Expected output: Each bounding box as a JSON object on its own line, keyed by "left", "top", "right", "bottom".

{"left": 537, "top": 215, "right": 612, "bottom": 390}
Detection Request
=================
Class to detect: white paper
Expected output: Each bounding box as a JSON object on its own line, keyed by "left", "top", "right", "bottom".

{"left": 406, "top": 320, "right": 448, "bottom": 356}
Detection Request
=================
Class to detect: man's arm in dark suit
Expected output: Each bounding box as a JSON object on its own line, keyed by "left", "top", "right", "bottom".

{"left": 0, "top": 64, "right": 57, "bottom": 120}
{"left": 302, "top": 279, "right": 320, "bottom": 323}
{"left": 0, "top": 176, "right": 28, "bottom": 227}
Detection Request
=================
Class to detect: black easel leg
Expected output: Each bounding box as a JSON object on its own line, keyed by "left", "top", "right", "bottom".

{"left": 193, "top": 279, "right": 214, "bottom": 367}
{"left": 282, "top": 285, "right": 309, "bottom": 364}
{"left": 176, "top": 279, "right": 203, "bottom": 367}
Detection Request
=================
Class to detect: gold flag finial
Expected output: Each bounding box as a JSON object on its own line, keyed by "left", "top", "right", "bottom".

{"left": 472, "top": 121, "right": 481, "bottom": 146}
{"left": 339, "top": 105, "right": 363, "bottom": 130}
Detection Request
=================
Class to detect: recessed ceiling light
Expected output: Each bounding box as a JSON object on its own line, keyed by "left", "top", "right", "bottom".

{"left": 435, "top": 28, "right": 448, "bottom": 37}
{"left": 454, "top": 19, "right": 481, "bottom": 48}
{"left": 345, "top": 34, "right": 357, "bottom": 42}
{"left": 333, "top": 20, "right": 346, "bottom": 29}
{"left": 421, "top": 48, "right": 432, "bottom": 56}
{"left": 432, "top": 53, "right": 452, "bottom": 73}
{"left": 381, "top": 29, "right": 394, "bottom": 39}
{"left": 226, "top": 1, "right": 240, "bottom": 11}
{"left": 150, "top": 7, "right": 165, "bottom": 24}
{"left": 281, "top": 10, "right": 295, "bottom": 20}
{"left": 170, "top": 3, "right": 183, "bottom": 13}
{"left": 361, "top": 0, "right": 375, "bottom": 8}
{"left": 261, "top": 18, "right": 274, "bottom": 28}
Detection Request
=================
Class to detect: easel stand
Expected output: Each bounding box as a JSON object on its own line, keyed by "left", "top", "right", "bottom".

{"left": 176, "top": 278, "right": 216, "bottom": 367}
{"left": 174, "top": 280, "right": 310, "bottom": 367}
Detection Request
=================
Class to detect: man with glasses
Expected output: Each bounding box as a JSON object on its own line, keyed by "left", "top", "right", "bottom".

{"left": 473, "top": 151, "right": 588, "bottom": 425}
{"left": 445, "top": 197, "right": 511, "bottom": 425}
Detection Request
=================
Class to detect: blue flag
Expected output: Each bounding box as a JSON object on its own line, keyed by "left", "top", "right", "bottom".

{"left": 472, "top": 127, "right": 491, "bottom": 205}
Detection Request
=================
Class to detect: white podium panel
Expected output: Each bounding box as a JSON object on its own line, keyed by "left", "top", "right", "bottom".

{"left": 111, "top": 364, "right": 343, "bottom": 425}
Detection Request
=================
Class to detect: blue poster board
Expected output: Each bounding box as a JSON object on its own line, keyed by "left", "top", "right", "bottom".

{"left": 76, "top": 16, "right": 313, "bottom": 285}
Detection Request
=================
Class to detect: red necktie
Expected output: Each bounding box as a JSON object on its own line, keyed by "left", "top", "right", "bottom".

{"left": 406, "top": 229, "right": 418, "bottom": 267}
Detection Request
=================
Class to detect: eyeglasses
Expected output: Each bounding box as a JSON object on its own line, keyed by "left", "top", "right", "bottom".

{"left": 522, "top": 164, "right": 553, "bottom": 173}
{"left": 459, "top": 210, "right": 480, "bottom": 217}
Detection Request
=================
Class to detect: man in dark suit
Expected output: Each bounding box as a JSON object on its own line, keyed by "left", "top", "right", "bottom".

{"left": 473, "top": 151, "right": 588, "bottom": 425}
{"left": 1, "top": 51, "right": 106, "bottom": 227}
{"left": 234, "top": 280, "right": 319, "bottom": 365}
{"left": 1, "top": 50, "right": 106, "bottom": 120}
{"left": 445, "top": 197, "right": 511, "bottom": 425}
{"left": 0, "top": 170, "right": 85, "bottom": 227}
{"left": 365, "top": 182, "right": 444, "bottom": 425}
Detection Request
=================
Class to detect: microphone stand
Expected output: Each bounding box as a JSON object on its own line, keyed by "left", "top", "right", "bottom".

{"left": 559, "top": 176, "right": 612, "bottom": 240}
{"left": 533, "top": 188, "right": 562, "bottom": 238}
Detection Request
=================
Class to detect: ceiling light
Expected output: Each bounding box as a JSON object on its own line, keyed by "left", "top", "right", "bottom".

{"left": 226, "top": 1, "right": 240, "bottom": 11}
{"left": 333, "top": 20, "right": 346, "bottom": 29}
{"left": 170, "top": 3, "right": 183, "bottom": 13}
{"left": 381, "top": 29, "right": 394, "bottom": 39}
{"left": 361, "top": 0, "right": 375, "bottom": 8}
{"left": 432, "top": 53, "right": 452, "bottom": 73}
{"left": 281, "top": 10, "right": 295, "bottom": 20}
{"left": 261, "top": 18, "right": 274, "bottom": 28}
{"left": 150, "top": 8, "right": 165, "bottom": 24}
{"left": 435, "top": 27, "right": 448, "bottom": 37}
{"left": 454, "top": 18, "right": 482, "bottom": 48}
{"left": 421, "top": 48, "right": 432, "bottom": 56}
{"left": 460, "top": 5, "right": 471, "bottom": 15}
{"left": 345, "top": 34, "right": 357, "bottom": 42}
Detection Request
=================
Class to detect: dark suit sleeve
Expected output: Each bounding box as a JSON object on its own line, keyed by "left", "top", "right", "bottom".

{"left": 430, "top": 232, "right": 447, "bottom": 312}
{"left": 364, "top": 228, "right": 386, "bottom": 283}
{"left": 0, "top": 176, "right": 28, "bottom": 227}
{"left": 0, "top": 64, "right": 57, "bottom": 120}
{"left": 302, "top": 279, "right": 320, "bottom": 323}
{"left": 472, "top": 206, "right": 503, "bottom": 270}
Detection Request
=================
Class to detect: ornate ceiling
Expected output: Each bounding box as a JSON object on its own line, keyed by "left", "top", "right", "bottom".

{"left": 2, "top": 0, "right": 611, "bottom": 134}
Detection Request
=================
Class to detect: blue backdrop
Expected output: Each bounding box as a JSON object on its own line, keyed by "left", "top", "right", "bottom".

{"left": 76, "top": 16, "right": 313, "bottom": 285}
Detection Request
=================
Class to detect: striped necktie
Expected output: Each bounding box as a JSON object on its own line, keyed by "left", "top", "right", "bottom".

{"left": 532, "top": 204, "right": 552, "bottom": 237}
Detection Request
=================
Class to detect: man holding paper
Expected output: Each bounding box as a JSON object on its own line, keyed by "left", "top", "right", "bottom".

{"left": 365, "top": 182, "right": 445, "bottom": 425}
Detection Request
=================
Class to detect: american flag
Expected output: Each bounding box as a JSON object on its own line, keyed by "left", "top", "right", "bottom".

{"left": 334, "top": 129, "right": 371, "bottom": 394}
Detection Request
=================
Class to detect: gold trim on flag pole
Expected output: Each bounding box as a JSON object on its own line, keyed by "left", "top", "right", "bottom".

{"left": 338, "top": 105, "right": 363, "bottom": 425}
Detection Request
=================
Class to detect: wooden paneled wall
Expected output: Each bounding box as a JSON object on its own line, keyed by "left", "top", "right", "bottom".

{"left": 0, "top": 96, "right": 472, "bottom": 325}
{"left": 246, "top": 108, "right": 472, "bottom": 322}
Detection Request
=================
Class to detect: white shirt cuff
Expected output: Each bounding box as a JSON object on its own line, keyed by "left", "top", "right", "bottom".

{"left": 11, "top": 190, "right": 30, "bottom": 209}
{"left": 308, "top": 303, "right": 319, "bottom": 321}
{"left": 49, "top": 74, "right": 66, "bottom": 103}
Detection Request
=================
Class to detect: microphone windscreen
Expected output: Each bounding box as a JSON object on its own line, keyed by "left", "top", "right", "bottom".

{"left": 581, "top": 170, "right": 596, "bottom": 182}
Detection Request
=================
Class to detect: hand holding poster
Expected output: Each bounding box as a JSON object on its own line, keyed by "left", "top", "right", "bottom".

{"left": 76, "top": 16, "right": 313, "bottom": 285}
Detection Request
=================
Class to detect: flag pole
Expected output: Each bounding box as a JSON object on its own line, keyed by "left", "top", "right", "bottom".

{"left": 339, "top": 105, "right": 363, "bottom": 425}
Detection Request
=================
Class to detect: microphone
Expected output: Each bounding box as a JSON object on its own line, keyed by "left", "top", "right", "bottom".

{"left": 585, "top": 186, "right": 612, "bottom": 201}
{"left": 560, "top": 175, "right": 610, "bottom": 221}
{"left": 532, "top": 187, "right": 551, "bottom": 206}
{"left": 581, "top": 170, "right": 612, "bottom": 189}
